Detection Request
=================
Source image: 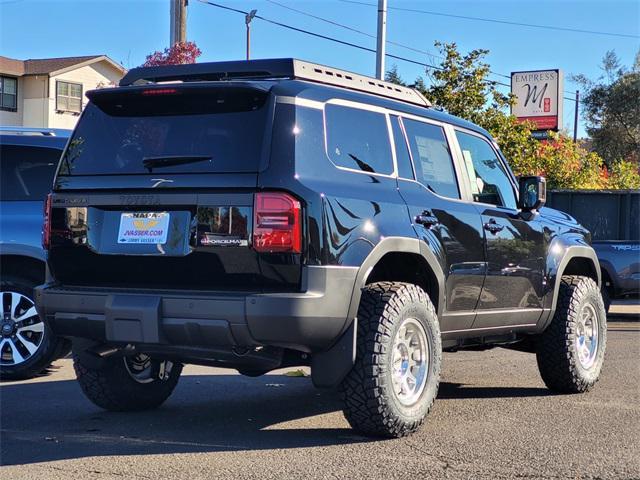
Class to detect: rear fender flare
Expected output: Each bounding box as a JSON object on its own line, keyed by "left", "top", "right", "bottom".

{"left": 311, "top": 237, "right": 445, "bottom": 388}
{"left": 347, "top": 236, "right": 446, "bottom": 321}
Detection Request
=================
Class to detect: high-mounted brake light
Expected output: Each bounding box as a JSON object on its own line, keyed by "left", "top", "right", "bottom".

{"left": 141, "top": 88, "right": 178, "bottom": 96}
{"left": 42, "top": 193, "right": 52, "bottom": 249}
{"left": 253, "top": 192, "right": 302, "bottom": 253}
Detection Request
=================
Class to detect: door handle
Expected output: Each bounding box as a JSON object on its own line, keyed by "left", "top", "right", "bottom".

{"left": 483, "top": 218, "right": 504, "bottom": 234}
{"left": 415, "top": 210, "right": 439, "bottom": 228}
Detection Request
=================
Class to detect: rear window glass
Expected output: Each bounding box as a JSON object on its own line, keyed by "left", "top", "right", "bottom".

{"left": 58, "top": 87, "right": 269, "bottom": 176}
{"left": 324, "top": 104, "right": 393, "bottom": 175}
{"left": 0, "top": 145, "right": 59, "bottom": 200}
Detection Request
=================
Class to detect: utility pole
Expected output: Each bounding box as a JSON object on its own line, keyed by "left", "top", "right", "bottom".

{"left": 375, "top": 0, "right": 387, "bottom": 80}
{"left": 245, "top": 10, "right": 257, "bottom": 60}
{"left": 573, "top": 90, "right": 580, "bottom": 142}
{"left": 170, "top": 0, "right": 187, "bottom": 46}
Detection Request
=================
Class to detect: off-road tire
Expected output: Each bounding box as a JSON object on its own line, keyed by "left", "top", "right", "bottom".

{"left": 74, "top": 354, "right": 182, "bottom": 411}
{"left": 340, "top": 282, "right": 441, "bottom": 438}
{"left": 536, "top": 275, "right": 607, "bottom": 393}
{"left": 0, "top": 275, "right": 61, "bottom": 380}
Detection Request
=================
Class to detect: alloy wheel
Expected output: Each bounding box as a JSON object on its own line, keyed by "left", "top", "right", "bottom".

{"left": 575, "top": 303, "right": 599, "bottom": 369}
{"left": 0, "top": 291, "right": 45, "bottom": 366}
{"left": 391, "top": 317, "right": 430, "bottom": 406}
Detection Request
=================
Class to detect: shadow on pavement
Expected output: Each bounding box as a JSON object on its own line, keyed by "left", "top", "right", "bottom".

{"left": 1, "top": 374, "right": 360, "bottom": 465}
{"left": 1, "top": 373, "right": 552, "bottom": 466}
{"left": 438, "top": 382, "right": 551, "bottom": 399}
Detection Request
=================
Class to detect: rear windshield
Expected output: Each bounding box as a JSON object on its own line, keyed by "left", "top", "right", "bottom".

{"left": 58, "top": 86, "right": 270, "bottom": 176}
{"left": 0, "top": 144, "right": 60, "bottom": 200}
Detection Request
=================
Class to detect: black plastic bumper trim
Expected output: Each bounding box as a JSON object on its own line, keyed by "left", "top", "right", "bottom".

{"left": 35, "top": 265, "right": 358, "bottom": 352}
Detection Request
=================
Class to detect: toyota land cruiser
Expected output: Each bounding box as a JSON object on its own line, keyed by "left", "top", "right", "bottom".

{"left": 35, "top": 59, "right": 606, "bottom": 438}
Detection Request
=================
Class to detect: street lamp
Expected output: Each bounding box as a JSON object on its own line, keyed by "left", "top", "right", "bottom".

{"left": 245, "top": 9, "right": 257, "bottom": 61}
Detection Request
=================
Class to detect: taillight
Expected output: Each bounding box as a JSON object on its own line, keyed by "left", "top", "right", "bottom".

{"left": 253, "top": 192, "right": 302, "bottom": 253}
{"left": 42, "top": 193, "right": 52, "bottom": 249}
{"left": 141, "top": 88, "right": 178, "bottom": 96}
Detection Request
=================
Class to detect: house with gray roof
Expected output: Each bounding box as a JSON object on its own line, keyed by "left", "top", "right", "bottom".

{"left": 0, "top": 54, "right": 125, "bottom": 128}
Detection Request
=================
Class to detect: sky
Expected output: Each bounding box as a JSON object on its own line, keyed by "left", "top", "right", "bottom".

{"left": 1, "top": 0, "right": 638, "bottom": 137}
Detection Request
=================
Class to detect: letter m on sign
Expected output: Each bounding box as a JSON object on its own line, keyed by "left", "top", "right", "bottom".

{"left": 522, "top": 83, "right": 548, "bottom": 108}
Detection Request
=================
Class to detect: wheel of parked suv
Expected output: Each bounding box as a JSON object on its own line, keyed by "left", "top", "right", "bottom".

{"left": 340, "top": 282, "right": 442, "bottom": 438}
{"left": 536, "top": 275, "right": 607, "bottom": 393}
{"left": 0, "top": 275, "right": 61, "bottom": 380}
{"left": 73, "top": 352, "right": 183, "bottom": 411}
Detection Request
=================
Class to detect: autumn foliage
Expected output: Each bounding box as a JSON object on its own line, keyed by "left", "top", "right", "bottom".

{"left": 142, "top": 41, "right": 202, "bottom": 67}
{"left": 387, "top": 42, "right": 640, "bottom": 190}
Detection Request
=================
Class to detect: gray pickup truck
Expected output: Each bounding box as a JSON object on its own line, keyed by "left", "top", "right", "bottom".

{"left": 594, "top": 241, "right": 640, "bottom": 311}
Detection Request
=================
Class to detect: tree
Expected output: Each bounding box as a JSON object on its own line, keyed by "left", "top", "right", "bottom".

{"left": 141, "top": 41, "right": 202, "bottom": 67}
{"left": 386, "top": 42, "right": 639, "bottom": 190}
{"left": 573, "top": 50, "right": 640, "bottom": 168}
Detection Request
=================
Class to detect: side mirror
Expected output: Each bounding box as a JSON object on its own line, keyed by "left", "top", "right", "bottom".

{"left": 518, "top": 176, "right": 546, "bottom": 212}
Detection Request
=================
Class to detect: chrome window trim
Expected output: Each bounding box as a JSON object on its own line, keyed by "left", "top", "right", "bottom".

{"left": 280, "top": 95, "right": 517, "bottom": 197}
{"left": 321, "top": 100, "right": 398, "bottom": 179}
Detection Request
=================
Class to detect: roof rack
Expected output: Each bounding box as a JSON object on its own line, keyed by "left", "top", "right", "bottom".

{"left": 119, "top": 58, "right": 431, "bottom": 108}
{"left": 0, "top": 126, "right": 71, "bottom": 137}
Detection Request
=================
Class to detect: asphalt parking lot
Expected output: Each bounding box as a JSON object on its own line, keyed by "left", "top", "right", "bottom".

{"left": 1, "top": 317, "right": 639, "bottom": 480}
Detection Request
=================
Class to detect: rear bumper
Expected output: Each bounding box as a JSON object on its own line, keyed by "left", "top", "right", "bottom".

{"left": 35, "top": 265, "right": 358, "bottom": 352}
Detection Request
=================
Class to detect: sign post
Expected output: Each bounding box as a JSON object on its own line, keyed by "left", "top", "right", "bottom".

{"left": 511, "top": 69, "right": 563, "bottom": 139}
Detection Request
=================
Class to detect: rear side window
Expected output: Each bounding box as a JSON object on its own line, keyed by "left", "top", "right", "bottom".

{"left": 402, "top": 119, "right": 459, "bottom": 199}
{"left": 0, "top": 145, "right": 59, "bottom": 200}
{"left": 324, "top": 104, "right": 393, "bottom": 175}
{"left": 58, "top": 86, "right": 270, "bottom": 176}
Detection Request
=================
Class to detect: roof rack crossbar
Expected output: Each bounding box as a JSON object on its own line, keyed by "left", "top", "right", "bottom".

{"left": 119, "top": 58, "right": 431, "bottom": 108}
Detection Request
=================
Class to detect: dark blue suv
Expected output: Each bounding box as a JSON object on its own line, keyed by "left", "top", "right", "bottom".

{"left": 0, "top": 127, "right": 71, "bottom": 379}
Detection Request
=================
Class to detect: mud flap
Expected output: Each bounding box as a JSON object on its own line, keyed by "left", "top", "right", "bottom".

{"left": 311, "top": 319, "right": 357, "bottom": 388}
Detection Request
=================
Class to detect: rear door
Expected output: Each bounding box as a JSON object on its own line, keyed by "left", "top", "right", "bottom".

{"left": 395, "top": 116, "right": 486, "bottom": 332}
{"left": 453, "top": 129, "right": 546, "bottom": 328}
{"left": 48, "top": 84, "right": 301, "bottom": 293}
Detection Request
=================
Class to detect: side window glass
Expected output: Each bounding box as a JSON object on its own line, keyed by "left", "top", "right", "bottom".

{"left": 455, "top": 131, "right": 517, "bottom": 209}
{"left": 402, "top": 118, "right": 460, "bottom": 199}
{"left": 0, "top": 145, "right": 59, "bottom": 201}
{"left": 390, "top": 115, "right": 414, "bottom": 179}
{"left": 325, "top": 104, "right": 393, "bottom": 175}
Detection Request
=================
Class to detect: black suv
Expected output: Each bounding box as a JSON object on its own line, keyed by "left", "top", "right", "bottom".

{"left": 36, "top": 59, "right": 606, "bottom": 438}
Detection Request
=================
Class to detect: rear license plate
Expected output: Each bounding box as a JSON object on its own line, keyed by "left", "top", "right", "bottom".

{"left": 118, "top": 212, "right": 170, "bottom": 244}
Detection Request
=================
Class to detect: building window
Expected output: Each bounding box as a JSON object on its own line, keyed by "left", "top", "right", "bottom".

{"left": 56, "top": 81, "right": 83, "bottom": 113}
{"left": 0, "top": 76, "right": 18, "bottom": 112}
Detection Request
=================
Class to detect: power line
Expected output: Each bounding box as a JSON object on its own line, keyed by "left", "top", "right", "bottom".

{"left": 197, "top": 0, "right": 445, "bottom": 71}
{"left": 265, "top": 0, "right": 513, "bottom": 82}
{"left": 196, "top": 1, "right": 583, "bottom": 104}
{"left": 338, "top": 0, "right": 640, "bottom": 39}
{"left": 265, "top": 0, "right": 444, "bottom": 60}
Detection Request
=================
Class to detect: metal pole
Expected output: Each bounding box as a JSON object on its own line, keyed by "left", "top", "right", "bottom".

{"left": 245, "top": 10, "right": 257, "bottom": 61}
{"left": 573, "top": 90, "right": 579, "bottom": 142}
{"left": 170, "top": 0, "right": 175, "bottom": 46}
{"left": 375, "top": 0, "right": 387, "bottom": 80}
{"left": 246, "top": 24, "right": 250, "bottom": 60}
{"left": 170, "top": 0, "right": 187, "bottom": 46}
